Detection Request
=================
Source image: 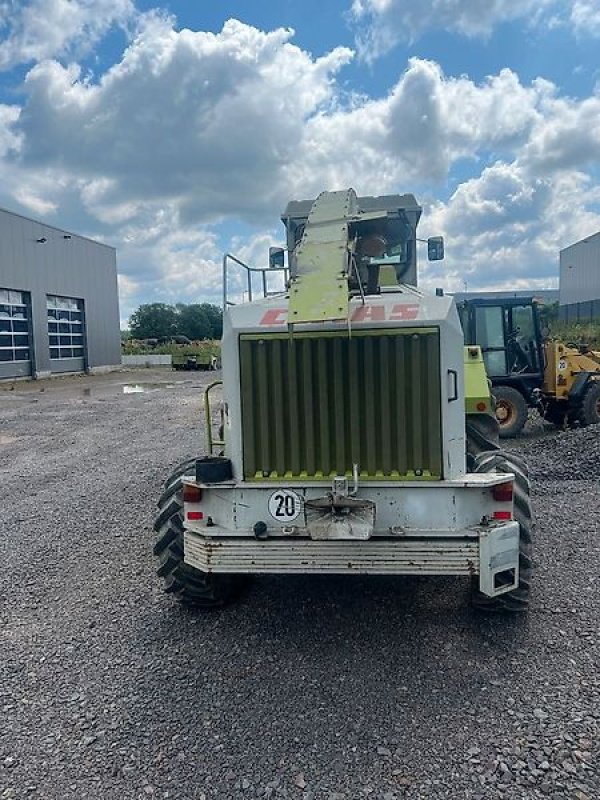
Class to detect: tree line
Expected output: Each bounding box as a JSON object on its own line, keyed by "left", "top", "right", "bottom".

{"left": 128, "top": 302, "right": 223, "bottom": 340}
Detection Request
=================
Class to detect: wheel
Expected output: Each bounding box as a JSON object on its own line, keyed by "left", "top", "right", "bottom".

{"left": 570, "top": 381, "right": 600, "bottom": 427}
{"left": 542, "top": 401, "right": 568, "bottom": 428}
{"left": 153, "top": 458, "right": 243, "bottom": 607}
{"left": 471, "top": 450, "right": 533, "bottom": 612}
{"left": 466, "top": 412, "right": 499, "bottom": 471}
{"left": 493, "top": 386, "right": 528, "bottom": 439}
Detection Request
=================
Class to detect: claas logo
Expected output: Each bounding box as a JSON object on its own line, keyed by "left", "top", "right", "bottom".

{"left": 259, "top": 304, "right": 419, "bottom": 326}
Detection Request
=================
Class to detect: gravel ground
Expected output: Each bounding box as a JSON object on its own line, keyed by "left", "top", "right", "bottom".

{"left": 1, "top": 371, "right": 598, "bottom": 800}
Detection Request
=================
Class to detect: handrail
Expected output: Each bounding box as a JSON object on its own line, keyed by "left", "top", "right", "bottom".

{"left": 222, "top": 252, "right": 288, "bottom": 311}
{"left": 204, "top": 380, "right": 224, "bottom": 454}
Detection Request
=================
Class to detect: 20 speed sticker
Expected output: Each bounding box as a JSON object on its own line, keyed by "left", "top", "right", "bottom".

{"left": 268, "top": 489, "right": 302, "bottom": 522}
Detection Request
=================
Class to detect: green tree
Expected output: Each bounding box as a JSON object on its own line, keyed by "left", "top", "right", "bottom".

{"left": 129, "top": 303, "right": 178, "bottom": 339}
{"left": 198, "top": 303, "right": 223, "bottom": 339}
{"left": 176, "top": 303, "right": 223, "bottom": 340}
{"left": 537, "top": 301, "right": 559, "bottom": 331}
{"left": 177, "top": 304, "right": 212, "bottom": 340}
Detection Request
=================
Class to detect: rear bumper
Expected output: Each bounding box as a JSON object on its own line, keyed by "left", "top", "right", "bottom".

{"left": 184, "top": 521, "right": 520, "bottom": 598}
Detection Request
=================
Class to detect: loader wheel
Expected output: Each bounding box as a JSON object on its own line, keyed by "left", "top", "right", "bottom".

{"left": 570, "top": 381, "right": 600, "bottom": 427}
{"left": 493, "top": 386, "right": 528, "bottom": 439}
{"left": 542, "top": 401, "right": 568, "bottom": 428}
{"left": 153, "top": 458, "right": 242, "bottom": 607}
{"left": 471, "top": 450, "right": 533, "bottom": 612}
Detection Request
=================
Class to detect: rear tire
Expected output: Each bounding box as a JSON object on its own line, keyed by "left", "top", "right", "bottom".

{"left": 470, "top": 450, "right": 533, "bottom": 612}
{"left": 570, "top": 382, "right": 600, "bottom": 427}
{"left": 154, "top": 459, "right": 243, "bottom": 607}
{"left": 493, "top": 386, "right": 528, "bottom": 439}
{"left": 466, "top": 412, "right": 499, "bottom": 471}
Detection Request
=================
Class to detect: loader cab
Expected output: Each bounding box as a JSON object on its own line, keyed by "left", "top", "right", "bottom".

{"left": 459, "top": 297, "right": 544, "bottom": 382}
{"left": 458, "top": 297, "right": 546, "bottom": 437}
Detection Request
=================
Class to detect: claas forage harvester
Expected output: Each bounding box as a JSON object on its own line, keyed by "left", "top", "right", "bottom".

{"left": 154, "top": 190, "right": 532, "bottom": 612}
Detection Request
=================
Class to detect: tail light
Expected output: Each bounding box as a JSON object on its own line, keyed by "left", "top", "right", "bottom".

{"left": 492, "top": 482, "right": 513, "bottom": 502}
{"left": 183, "top": 484, "right": 203, "bottom": 503}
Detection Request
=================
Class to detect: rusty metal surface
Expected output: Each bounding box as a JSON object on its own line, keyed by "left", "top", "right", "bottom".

{"left": 184, "top": 531, "right": 479, "bottom": 575}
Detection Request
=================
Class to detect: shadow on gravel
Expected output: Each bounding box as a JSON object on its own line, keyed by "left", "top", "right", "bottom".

{"left": 92, "top": 572, "right": 544, "bottom": 798}
{"left": 139, "top": 574, "right": 532, "bottom": 698}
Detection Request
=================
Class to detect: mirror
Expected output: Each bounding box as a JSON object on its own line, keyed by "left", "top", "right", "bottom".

{"left": 427, "top": 236, "right": 444, "bottom": 261}
{"left": 269, "top": 246, "right": 285, "bottom": 269}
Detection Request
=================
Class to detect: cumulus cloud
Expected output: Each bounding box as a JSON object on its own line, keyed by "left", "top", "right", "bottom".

{"left": 421, "top": 164, "right": 600, "bottom": 294}
{"left": 16, "top": 16, "right": 353, "bottom": 222}
{"left": 3, "top": 16, "right": 600, "bottom": 314}
{"left": 0, "top": 0, "right": 136, "bottom": 69}
{"left": 351, "top": 0, "right": 600, "bottom": 60}
{"left": 294, "top": 60, "right": 541, "bottom": 190}
{"left": 571, "top": 1, "right": 600, "bottom": 35}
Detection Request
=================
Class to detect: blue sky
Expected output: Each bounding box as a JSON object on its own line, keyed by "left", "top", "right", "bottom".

{"left": 0, "top": 0, "right": 599, "bottom": 325}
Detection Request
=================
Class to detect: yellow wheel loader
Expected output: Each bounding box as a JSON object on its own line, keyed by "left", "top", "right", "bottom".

{"left": 459, "top": 297, "right": 600, "bottom": 437}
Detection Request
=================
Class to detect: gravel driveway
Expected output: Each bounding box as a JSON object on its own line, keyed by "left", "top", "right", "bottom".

{"left": 1, "top": 371, "right": 598, "bottom": 800}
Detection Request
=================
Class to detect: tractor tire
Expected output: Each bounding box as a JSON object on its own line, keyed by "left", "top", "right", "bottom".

{"left": 466, "top": 412, "right": 500, "bottom": 471}
{"left": 470, "top": 449, "right": 533, "bottom": 612}
{"left": 570, "top": 381, "right": 600, "bottom": 428}
{"left": 153, "top": 458, "right": 243, "bottom": 607}
{"left": 493, "top": 386, "right": 528, "bottom": 439}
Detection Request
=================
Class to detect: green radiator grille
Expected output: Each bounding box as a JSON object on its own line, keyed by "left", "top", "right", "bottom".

{"left": 239, "top": 328, "right": 442, "bottom": 480}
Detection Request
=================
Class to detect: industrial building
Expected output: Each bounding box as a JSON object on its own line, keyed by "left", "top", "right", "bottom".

{"left": 0, "top": 207, "right": 121, "bottom": 380}
{"left": 560, "top": 232, "right": 600, "bottom": 322}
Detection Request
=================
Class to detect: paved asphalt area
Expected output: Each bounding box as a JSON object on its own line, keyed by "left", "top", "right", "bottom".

{"left": 0, "top": 370, "right": 598, "bottom": 800}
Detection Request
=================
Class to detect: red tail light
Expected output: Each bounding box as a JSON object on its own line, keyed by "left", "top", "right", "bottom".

{"left": 187, "top": 510, "right": 204, "bottom": 521}
{"left": 492, "top": 482, "right": 513, "bottom": 502}
{"left": 183, "top": 484, "right": 203, "bottom": 503}
{"left": 493, "top": 510, "right": 512, "bottom": 520}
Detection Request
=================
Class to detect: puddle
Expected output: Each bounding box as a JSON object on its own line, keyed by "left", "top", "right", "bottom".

{"left": 121, "top": 382, "right": 183, "bottom": 394}
{"left": 122, "top": 384, "right": 149, "bottom": 394}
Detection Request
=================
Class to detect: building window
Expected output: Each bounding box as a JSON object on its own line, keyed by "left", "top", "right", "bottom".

{"left": 47, "top": 295, "right": 85, "bottom": 360}
{"left": 0, "top": 288, "right": 31, "bottom": 362}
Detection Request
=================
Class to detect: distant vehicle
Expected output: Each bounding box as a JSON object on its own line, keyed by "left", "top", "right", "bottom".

{"left": 172, "top": 354, "right": 218, "bottom": 371}
{"left": 459, "top": 296, "right": 600, "bottom": 437}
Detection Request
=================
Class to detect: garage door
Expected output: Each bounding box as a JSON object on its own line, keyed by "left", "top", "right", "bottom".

{"left": 0, "top": 288, "right": 32, "bottom": 379}
{"left": 47, "top": 294, "right": 86, "bottom": 374}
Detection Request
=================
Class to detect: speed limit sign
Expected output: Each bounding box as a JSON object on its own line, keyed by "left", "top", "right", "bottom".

{"left": 268, "top": 489, "right": 302, "bottom": 522}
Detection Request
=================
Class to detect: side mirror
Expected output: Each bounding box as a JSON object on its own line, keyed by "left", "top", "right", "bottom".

{"left": 427, "top": 236, "right": 444, "bottom": 261}
{"left": 269, "top": 246, "right": 285, "bottom": 269}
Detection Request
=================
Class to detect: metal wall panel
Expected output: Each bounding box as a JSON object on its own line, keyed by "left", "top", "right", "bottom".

{"left": 560, "top": 231, "right": 600, "bottom": 306}
{"left": 0, "top": 208, "right": 120, "bottom": 377}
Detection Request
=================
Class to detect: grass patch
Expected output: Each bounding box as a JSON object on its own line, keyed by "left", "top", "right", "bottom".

{"left": 122, "top": 341, "right": 221, "bottom": 357}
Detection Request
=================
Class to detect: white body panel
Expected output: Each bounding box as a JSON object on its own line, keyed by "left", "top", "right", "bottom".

{"left": 192, "top": 286, "right": 520, "bottom": 597}
{"left": 182, "top": 475, "right": 520, "bottom": 597}
{"left": 221, "top": 285, "right": 467, "bottom": 483}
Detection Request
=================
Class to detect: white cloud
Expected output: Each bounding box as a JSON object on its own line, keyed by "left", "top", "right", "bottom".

{"left": 351, "top": 0, "right": 600, "bottom": 60}
{"left": 0, "top": 0, "right": 135, "bottom": 69}
{"left": 421, "top": 164, "right": 600, "bottom": 293}
{"left": 520, "top": 88, "right": 600, "bottom": 174}
{"left": 0, "top": 103, "right": 21, "bottom": 156}
{"left": 16, "top": 16, "right": 353, "bottom": 222}
{"left": 571, "top": 1, "right": 600, "bottom": 35}
{"left": 2, "top": 16, "right": 600, "bottom": 316}
{"left": 293, "top": 60, "right": 541, "bottom": 191}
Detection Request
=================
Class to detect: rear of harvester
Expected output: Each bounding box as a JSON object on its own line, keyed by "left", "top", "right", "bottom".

{"left": 153, "top": 191, "right": 532, "bottom": 612}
